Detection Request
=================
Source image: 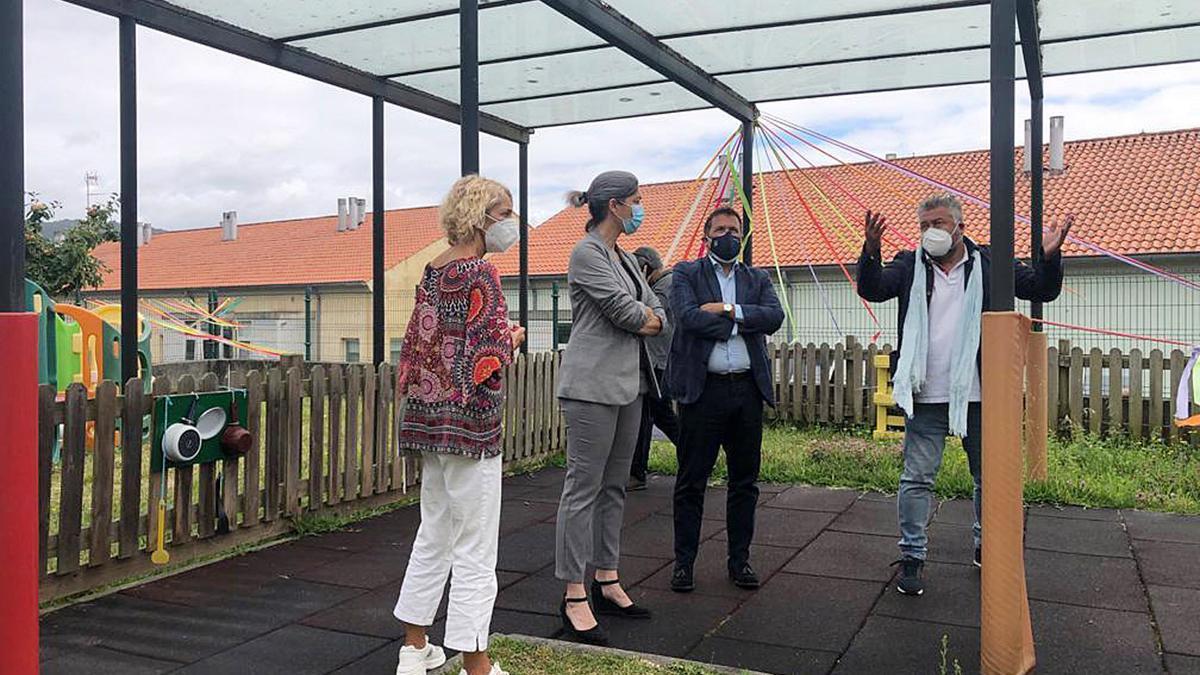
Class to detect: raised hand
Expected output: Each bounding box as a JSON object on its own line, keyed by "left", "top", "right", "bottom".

{"left": 864, "top": 210, "right": 887, "bottom": 256}
{"left": 1043, "top": 214, "right": 1073, "bottom": 257}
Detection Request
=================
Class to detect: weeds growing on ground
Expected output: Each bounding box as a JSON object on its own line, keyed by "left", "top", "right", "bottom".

{"left": 638, "top": 424, "right": 1200, "bottom": 513}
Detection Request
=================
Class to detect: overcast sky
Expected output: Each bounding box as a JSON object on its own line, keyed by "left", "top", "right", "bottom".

{"left": 22, "top": 1, "right": 1200, "bottom": 230}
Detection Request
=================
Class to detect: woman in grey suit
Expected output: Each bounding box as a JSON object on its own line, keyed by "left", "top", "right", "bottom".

{"left": 555, "top": 171, "right": 667, "bottom": 645}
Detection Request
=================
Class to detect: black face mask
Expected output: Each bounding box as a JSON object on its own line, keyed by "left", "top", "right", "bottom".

{"left": 709, "top": 232, "right": 742, "bottom": 263}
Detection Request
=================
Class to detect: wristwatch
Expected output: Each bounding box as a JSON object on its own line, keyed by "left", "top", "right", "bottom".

{"left": 723, "top": 303, "right": 734, "bottom": 318}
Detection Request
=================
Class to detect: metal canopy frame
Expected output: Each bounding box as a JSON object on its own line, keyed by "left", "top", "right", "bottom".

{"left": 25, "top": 0, "right": 1193, "bottom": 371}
{"left": 540, "top": 0, "right": 757, "bottom": 122}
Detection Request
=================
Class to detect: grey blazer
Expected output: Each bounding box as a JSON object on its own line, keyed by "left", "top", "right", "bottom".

{"left": 557, "top": 230, "right": 668, "bottom": 406}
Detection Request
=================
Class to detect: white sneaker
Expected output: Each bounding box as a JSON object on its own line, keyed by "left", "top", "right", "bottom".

{"left": 395, "top": 643, "right": 447, "bottom": 675}
{"left": 459, "top": 663, "right": 509, "bottom": 675}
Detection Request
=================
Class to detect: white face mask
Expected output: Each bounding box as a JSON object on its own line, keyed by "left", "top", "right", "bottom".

{"left": 484, "top": 216, "right": 520, "bottom": 253}
{"left": 921, "top": 226, "right": 955, "bottom": 258}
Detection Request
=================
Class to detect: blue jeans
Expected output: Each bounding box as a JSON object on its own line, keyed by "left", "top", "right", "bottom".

{"left": 898, "top": 402, "right": 982, "bottom": 560}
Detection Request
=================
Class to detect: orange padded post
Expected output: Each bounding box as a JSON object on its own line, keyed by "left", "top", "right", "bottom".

{"left": 981, "top": 312, "right": 1035, "bottom": 675}
{"left": 1024, "top": 330, "right": 1049, "bottom": 481}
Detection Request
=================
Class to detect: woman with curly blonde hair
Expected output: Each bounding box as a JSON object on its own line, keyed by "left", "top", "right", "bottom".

{"left": 392, "top": 175, "right": 524, "bottom": 675}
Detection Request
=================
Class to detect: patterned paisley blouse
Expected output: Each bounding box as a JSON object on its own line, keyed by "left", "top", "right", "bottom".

{"left": 395, "top": 257, "right": 513, "bottom": 459}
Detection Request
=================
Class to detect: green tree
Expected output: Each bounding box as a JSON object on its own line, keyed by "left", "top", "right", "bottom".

{"left": 24, "top": 193, "right": 119, "bottom": 298}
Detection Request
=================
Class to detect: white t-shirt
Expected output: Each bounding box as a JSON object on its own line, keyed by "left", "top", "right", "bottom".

{"left": 916, "top": 255, "right": 982, "bottom": 404}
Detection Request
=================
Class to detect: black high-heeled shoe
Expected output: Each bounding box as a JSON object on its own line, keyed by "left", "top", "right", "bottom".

{"left": 560, "top": 596, "right": 609, "bottom": 645}
{"left": 591, "top": 579, "right": 652, "bottom": 619}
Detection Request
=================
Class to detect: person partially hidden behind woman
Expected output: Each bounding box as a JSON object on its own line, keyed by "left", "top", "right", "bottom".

{"left": 392, "top": 175, "right": 525, "bottom": 675}
{"left": 555, "top": 171, "right": 667, "bottom": 646}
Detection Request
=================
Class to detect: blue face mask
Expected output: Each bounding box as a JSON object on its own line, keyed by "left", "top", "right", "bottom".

{"left": 708, "top": 232, "right": 742, "bottom": 263}
{"left": 619, "top": 202, "right": 644, "bottom": 235}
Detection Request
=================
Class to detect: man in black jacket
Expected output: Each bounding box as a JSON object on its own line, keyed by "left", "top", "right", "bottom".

{"left": 666, "top": 208, "right": 785, "bottom": 593}
{"left": 857, "top": 193, "right": 1070, "bottom": 597}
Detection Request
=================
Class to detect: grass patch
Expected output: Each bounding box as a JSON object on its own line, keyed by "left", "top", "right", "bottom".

{"left": 641, "top": 425, "right": 1200, "bottom": 514}
{"left": 484, "top": 636, "right": 738, "bottom": 674}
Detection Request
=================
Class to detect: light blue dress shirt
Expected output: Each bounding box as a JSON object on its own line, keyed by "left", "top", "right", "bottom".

{"left": 706, "top": 257, "right": 752, "bottom": 374}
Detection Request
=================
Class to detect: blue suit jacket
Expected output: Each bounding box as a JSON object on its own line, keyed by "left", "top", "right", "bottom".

{"left": 665, "top": 258, "right": 785, "bottom": 406}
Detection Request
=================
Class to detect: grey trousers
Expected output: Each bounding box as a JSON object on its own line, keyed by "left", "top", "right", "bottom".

{"left": 555, "top": 396, "right": 643, "bottom": 582}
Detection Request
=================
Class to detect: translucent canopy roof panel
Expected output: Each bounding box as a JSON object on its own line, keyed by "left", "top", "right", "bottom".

{"left": 157, "top": 0, "right": 1200, "bottom": 128}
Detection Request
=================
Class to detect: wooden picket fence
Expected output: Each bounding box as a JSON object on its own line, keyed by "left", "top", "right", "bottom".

{"left": 1047, "top": 340, "right": 1198, "bottom": 442}
{"left": 38, "top": 353, "right": 563, "bottom": 603}
{"left": 761, "top": 336, "right": 1198, "bottom": 442}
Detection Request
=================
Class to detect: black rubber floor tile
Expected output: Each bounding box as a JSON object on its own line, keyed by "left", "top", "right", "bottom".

{"left": 764, "top": 485, "right": 860, "bottom": 513}
{"left": 1166, "top": 653, "right": 1200, "bottom": 674}
{"left": 834, "top": 615, "right": 980, "bottom": 675}
{"left": 686, "top": 636, "right": 840, "bottom": 675}
{"left": 328, "top": 639, "right": 402, "bottom": 675}
{"left": 828, "top": 498, "right": 898, "bottom": 537}
{"left": 622, "top": 493, "right": 673, "bottom": 527}
{"left": 622, "top": 513, "right": 722, "bottom": 559}
{"left": 500, "top": 498, "right": 560, "bottom": 535}
{"left": 41, "top": 646, "right": 182, "bottom": 675}
{"left": 291, "top": 543, "right": 411, "bottom": 589}
{"left": 873, "top": 561, "right": 980, "bottom": 628}
{"left": 1025, "top": 514, "right": 1132, "bottom": 558}
{"left": 1123, "top": 510, "right": 1200, "bottom": 544}
{"left": 716, "top": 573, "right": 883, "bottom": 652}
{"left": 40, "top": 594, "right": 283, "bottom": 663}
{"left": 493, "top": 573, "right": 565, "bottom": 615}
{"left": 291, "top": 524, "right": 411, "bottom": 553}
{"left": 1134, "top": 540, "right": 1200, "bottom": 589}
{"left": 489, "top": 608, "right": 564, "bottom": 638}
{"left": 1025, "top": 548, "right": 1148, "bottom": 612}
{"left": 1027, "top": 504, "right": 1120, "bottom": 522}
{"left": 925, "top": 523, "right": 976, "bottom": 566}
{"left": 496, "top": 522, "right": 557, "bottom": 573}
{"left": 934, "top": 499, "right": 978, "bottom": 527}
{"left": 1030, "top": 600, "right": 1162, "bottom": 675}
{"left": 207, "top": 576, "right": 366, "bottom": 622}
{"left": 713, "top": 507, "right": 835, "bottom": 550}
{"left": 1149, "top": 585, "right": 1200, "bottom": 657}
{"left": 602, "top": 588, "right": 741, "bottom": 657}
{"left": 241, "top": 539, "right": 364, "bottom": 573}
{"left": 177, "top": 624, "right": 387, "bottom": 674}
{"left": 640, "top": 540, "right": 797, "bottom": 598}
{"left": 118, "top": 557, "right": 288, "bottom": 608}
{"left": 300, "top": 584, "right": 408, "bottom": 639}
{"left": 509, "top": 467, "right": 566, "bottom": 488}
{"left": 783, "top": 530, "right": 898, "bottom": 581}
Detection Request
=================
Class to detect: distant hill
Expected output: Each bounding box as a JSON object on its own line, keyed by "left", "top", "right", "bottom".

{"left": 39, "top": 218, "right": 165, "bottom": 241}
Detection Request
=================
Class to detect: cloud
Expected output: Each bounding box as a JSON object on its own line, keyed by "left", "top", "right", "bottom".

{"left": 22, "top": 1, "right": 1200, "bottom": 231}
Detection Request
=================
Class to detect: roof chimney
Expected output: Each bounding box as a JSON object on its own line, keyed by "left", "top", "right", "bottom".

{"left": 1023, "top": 119, "right": 1032, "bottom": 175}
{"left": 337, "top": 198, "right": 349, "bottom": 232}
{"left": 142, "top": 222, "right": 152, "bottom": 245}
{"left": 355, "top": 198, "right": 367, "bottom": 229}
{"left": 221, "top": 210, "right": 238, "bottom": 241}
{"left": 885, "top": 153, "right": 897, "bottom": 161}
{"left": 1049, "top": 115, "right": 1065, "bottom": 174}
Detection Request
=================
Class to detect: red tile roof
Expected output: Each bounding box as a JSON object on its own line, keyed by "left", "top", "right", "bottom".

{"left": 91, "top": 207, "right": 444, "bottom": 291}
{"left": 89, "top": 128, "right": 1200, "bottom": 291}
{"left": 490, "top": 127, "right": 1200, "bottom": 276}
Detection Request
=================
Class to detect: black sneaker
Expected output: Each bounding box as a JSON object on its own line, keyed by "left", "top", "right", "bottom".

{"left": 670, "top": 565, "right": 695, "bottom": 593}
{"left": 728, "top": 562, "right": 760, "bottom": 589}
{"left": 974, "top": 547, "right": 982, "bottom": 568}
{"left": 890, "top": 557, "right": 925, "bottom": 596}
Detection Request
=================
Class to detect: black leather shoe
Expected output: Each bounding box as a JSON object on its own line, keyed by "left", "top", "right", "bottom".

{"left": 728, "top": 562, "right": 760, "bottom": 589}
{"left": 592, "top": 579, "right": 651, "bottom": 619}
{"left": 670, "top": 565, "right": 695, "bottom": 593}
{"left": 560, "top": 597, "right": 609, "bottom": 645}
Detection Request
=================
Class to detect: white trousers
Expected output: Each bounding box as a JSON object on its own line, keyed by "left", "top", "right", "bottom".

{"left": 393, "top": 451, "right": 502, "bottom": 653}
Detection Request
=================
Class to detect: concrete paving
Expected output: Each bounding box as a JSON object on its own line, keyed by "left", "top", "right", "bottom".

{"left": 39, "top": 468, "right": 1198, "bottom": 674}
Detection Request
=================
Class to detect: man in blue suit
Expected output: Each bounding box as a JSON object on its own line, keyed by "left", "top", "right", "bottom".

{"left": 666, "top": 207, "right": 785, "bottom": 592}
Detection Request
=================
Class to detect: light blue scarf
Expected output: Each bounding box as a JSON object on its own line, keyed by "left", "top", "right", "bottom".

{"left": 892, "top": 246, "right": 983, "bottom": 437}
